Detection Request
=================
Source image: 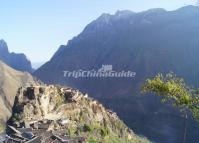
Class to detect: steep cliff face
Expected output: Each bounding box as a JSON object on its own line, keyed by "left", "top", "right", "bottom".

{"left": 0, "top": 61, "right": 37, "bottom": 132}
{"left": 0, "top": 39, "right": 33, "bottom": 73}
{"left": 8, "top": 85, "right": 149, "bottom": 143}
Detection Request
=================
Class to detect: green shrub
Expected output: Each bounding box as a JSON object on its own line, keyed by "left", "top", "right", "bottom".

{"left": 68, "top": 127, "right": 77, "bottom": 136}
{"left": 100, "top": 127, "right": 109, "bottom": 137}
{"left": 55, "top": 93, "right": 65, "bottom": 109}
{"left": 83, "top": 124, "right": 93, "bottom": 132}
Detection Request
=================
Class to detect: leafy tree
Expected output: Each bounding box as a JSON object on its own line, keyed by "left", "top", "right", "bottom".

{"left": 141, "top": 73, "right": 199, "bottom": 143}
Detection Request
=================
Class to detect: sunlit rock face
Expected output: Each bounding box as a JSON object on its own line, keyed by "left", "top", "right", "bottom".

{"left": 8, "top": 85, "right": 150, "bottom": 143}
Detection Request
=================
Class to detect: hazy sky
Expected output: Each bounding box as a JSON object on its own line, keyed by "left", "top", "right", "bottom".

{"left": 0, "top": 0, "right": 197, "bottom": 63}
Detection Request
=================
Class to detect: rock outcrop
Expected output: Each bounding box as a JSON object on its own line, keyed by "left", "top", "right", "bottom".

{"left": 8, "top": 85, "right": 150, "bottom": 143}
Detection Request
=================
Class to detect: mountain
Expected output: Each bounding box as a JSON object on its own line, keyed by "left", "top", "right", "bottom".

{"left": 0, "top": 39, "right": 33, "bottom": 73}
{"left": 7, "top": 85, "right": 150, "bottom": 143}
{"left": 0, "top": 60, "right": 36, "bottom": 132}
{"left": 34, "top": 6, "right": 199, "bottom": 143}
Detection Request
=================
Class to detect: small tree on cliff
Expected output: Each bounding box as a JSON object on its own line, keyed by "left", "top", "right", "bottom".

{"left": 141, "top": 73, "right": 199, "bottom": 143}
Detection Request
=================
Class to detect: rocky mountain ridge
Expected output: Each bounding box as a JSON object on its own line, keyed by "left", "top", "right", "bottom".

{"left": 0, "top": 39, "right": 33, "bottom": 73}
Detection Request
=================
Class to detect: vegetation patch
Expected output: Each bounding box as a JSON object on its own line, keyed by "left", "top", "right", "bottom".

{"left": 0, "top": 123, "right": 5, "bottom": 133}
{"left": 55, "top": 92, "right": 65, "bottom": 109}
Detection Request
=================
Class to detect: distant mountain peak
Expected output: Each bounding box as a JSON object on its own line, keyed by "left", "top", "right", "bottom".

{"left": 177, "top": 5, "right": 199, "bottom": 13}
{"left": 97, "top": 10, "right": 135, "bottom": 24}
{"left": 0, "top": 39, "right": 33, "bottom": 73}
{"left": 146, "top": 8, "right": 166, "bottom": 12}
{"left": 178, "top": 5, "right": 199, "bottom": 10}
{"left": 0, "top": 39, "right": 9, "bottom": 53}
{"left": 115, "top": 10, "right": 134, "bottom": 17}
{"left": 97, "top": 13, "right": 112, "bottom": 24}
{"left": 0, "top": 39, "right": 7, "bottom": 45}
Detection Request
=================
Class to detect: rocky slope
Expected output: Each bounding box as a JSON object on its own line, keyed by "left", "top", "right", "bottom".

{"left": 0, "top": 60, "right": 36, "bottom": 132}
{"left": 8, "top": 85, "right": 149, "bottom": 143}
{"left": 0, "top": 39, "right": 33, "bottom": 73}
{"left": 34, "top": 6, "right": 199, "bottom": 143}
